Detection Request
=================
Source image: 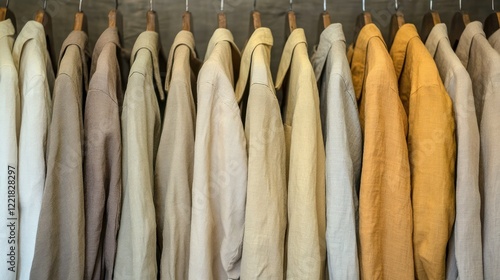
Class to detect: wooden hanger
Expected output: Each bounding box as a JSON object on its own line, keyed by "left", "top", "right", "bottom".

{"left": 73, "top": 1, "right": 87, "bottom": 32}
{"left": 352, "top": 0, "right": 372, "bottom": 48}
{"left": 322, "top": 0, "right": 331, "bottom": 29}
{"left": 484, "top": 0, "right": 500, "bottom": 38}
{"left": 35, "top": 0, "right": 57, "bottom": 74}
{"left": 420, "top": 0, "right": 441, "bottom": 43}
{"left": 216, "top": 0, "right": 226, "bottom": 28}
{"left": 449, "top": 0, "right": 470, "bottom": 50}
{"left": 388, "top": 1, "right": 404, "bottom": 48}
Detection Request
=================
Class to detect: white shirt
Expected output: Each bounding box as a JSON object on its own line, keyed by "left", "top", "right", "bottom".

{"left": 13, "top": 20, "right": 55, "bottom": 280}
{"left": 188, "top": 28, "right": 247, "bottom": 280}
{"left": 0, "top": 19, "right": 20, "bottom": 280}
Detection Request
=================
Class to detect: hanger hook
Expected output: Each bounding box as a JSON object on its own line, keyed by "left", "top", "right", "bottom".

{"left": 323, "top": 0, "right": 327, "bottom": 12}
{"left": 186, "top": 0, "right": 188, "bottom": 11}
{"left": 115, "top": 0, "right": 118, "bottom": 9}
{"left": 362, "top": 0, "right": 366, "bottom": 12}
{"left": 150, "top": 0, "right": 153, "bottom": 11}
{"left": 459, "top": 0, "right": 462, "bottom": 10}
{"left": 79, "top": 0, "right": 83, "bottom": 12}
{"left": 493, "top": 0, "right": 495, "bottom": 11}
{"left": 430, "top": 0, "right": 433, "bottom": 10}
{"left": 395, "top": 0, "right": 398, "bottom": 10}
{"left": 220, "top": 0, "right": 224, "bottom": 11}
{"left": 289, "top": 0, "right": 293, "bottom": 11}
{"left": 43, "top": 0, "right": 47, "bottom": 10}
{"left": 253, "top": 0, "right": 257, "bottom": 11}
{"left": 5, "top": 0, "right": 9, "bottom": 8}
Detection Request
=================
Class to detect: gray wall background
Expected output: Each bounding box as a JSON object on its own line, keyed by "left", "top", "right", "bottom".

{"left": 6, "top": 0, "right": 495, "bottom": 76}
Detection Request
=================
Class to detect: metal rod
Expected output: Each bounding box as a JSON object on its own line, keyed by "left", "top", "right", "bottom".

{"left": 362, "top": 0, "right": 365, "bottom": 12}
{"left": 459, "top": 0, "right": 462, "bottom": 10}
{"left": 289, "top": 0, "right": 293, "bottom": 11}
{"left": 79, "top": 0, "right": 82, "bottom": 12}
{"left": 324, "top": 0, "right": 327, "bottom": 12}
{"left": 150, "top": 0, "right": 153, "bottom": 11}
{"left": 395, "top": 0, "right": 398, "bottom": 10}
{"left": 220, "top": 0, "right": 224, "bottom": 12}
{"left": 186, "top": 0, "right": 188, "bottom": 11}
{"left": 430, "top": 0, "right": 433, "bottom": 10}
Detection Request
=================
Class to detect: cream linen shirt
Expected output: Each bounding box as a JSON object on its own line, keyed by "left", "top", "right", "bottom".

{"left": 235, "top": 28, "right": 287, "bottom": 280}
{"left": 0, "top": 19, "right": 20, "bottom": 280}
{"left": 456, "top": 21, "right": 500, "bottom": 279}
{"left": 154, "top": 30, "right": 201, "bottom": 280}
{"left": 311, "top": 23, "right": 361, "bottom": 280}
{"left": 425, "top": 23, "right": 483, "bottom": 280}
{"left": 114, "top": 31, "right": 164, "bottom": 280}
{"left": 188, "top": 28, "right": 246, "bottom": 280}
{"left": 275, "top": 28, "right": 326, "bottom": 280}
{"left": 29, "top": 30, "right": 89, "bottom": 280}
{"left": 13, "top": 20, "right": 55, "bottom": 280}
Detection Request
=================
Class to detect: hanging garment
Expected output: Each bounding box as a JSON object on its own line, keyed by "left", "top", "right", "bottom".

{"left": 84, "top": 27, "right": 123, "bottom": 280}
{"left": 456, "top": 21, "right": 500, "bottom": 279}
{"left": 113, "top": 31, "right": 164, "bottom": 280}
{"left": 311, "top": 23, "right": 361, "bottom": 280}
{"left": 29, "top": 30, "right": 89, "bottom": 280}
{"left": 488, "top": 28, "right": 500, "bottom": 51}
{"left": 350, "top": 23, "right": 414, "bottom": 279}
{"left": 188, "top": 28, "right": 246, "bottom": 280}
{"left": 154, "top": 30, "right": 201, "bottom": 280}
{"left": 390, "top": 24, "right": 456, "bottom": 280}
{"left": 0, "top": 18, "right": 20, "bottom": 280}
{"left": 425, "top": 23, "right": 483, "bottom": 280}
{"left": 13, "top": 20, "right": 55, "bottom": 280}
{"left": 275, "top": 28, "right": 326, "bottom": 280}
{"left": 235, "top": 27, "right": 287, "bottom": 280}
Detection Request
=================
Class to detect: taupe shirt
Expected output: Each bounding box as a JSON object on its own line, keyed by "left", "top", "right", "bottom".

{"left": 30, "top": 30, "right": 89, "bottom": 280}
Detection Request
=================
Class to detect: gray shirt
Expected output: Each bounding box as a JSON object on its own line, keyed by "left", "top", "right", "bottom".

{"left": 311, "top": 23, "right": 361, "bottom": 280}
{"left": 456, "top": 21, "right": 500, "bottom": 279}
{"left": 426, "top": 23, "right": 483, "bottom": 280}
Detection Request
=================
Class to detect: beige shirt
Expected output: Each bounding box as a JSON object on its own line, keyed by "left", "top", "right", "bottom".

{"left": 13, "top": 20, "right": 55, "bottom": 280}
{"left": 456, "top": 21, "right": 500, "bottom": 279}
{"left": 391, "top": 24, "right": 456, "bottom": 280}
{"left": 29, "top": 30, "right": 89, "bottom": 280}
{"left": 235, "top": 27, "right": 287, "bottom": 280}
{"left": 114, "top": 31, "right": 164, "bottom": 280}
{"left": 275, "top": 28, "right": 326, "bottom": 280}
{"left": 350, "top": 23, "right": 414, "bottom": 279}
{"left": 154, "top": 30, "right": 201, "bottom": 280}
{"left": 0, "top": 19, "right": 20, "bottom": 280}
{"left": 188, "top": 28, "right": 246, "bottom": 280}
{"left": 425, "top": 23, "right": 483, "bottom": 280}
{"left": 84, "top": 27, "right": 123, "bottom": 280}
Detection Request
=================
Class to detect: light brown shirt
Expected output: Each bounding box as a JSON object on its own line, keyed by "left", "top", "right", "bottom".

{"left": 350, "top": 23, "right": 414, "bottom": 279}
{"left": 275, "top": 28, "right": 326, "bottom": 280}
{"left": 84, "top": 27, "right": 123, "bottom": 280}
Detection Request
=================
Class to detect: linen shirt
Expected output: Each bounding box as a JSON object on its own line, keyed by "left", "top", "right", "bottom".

{"left": 188, "top": 28, "right": 246, "bottom": 280}
{"left": 114, "top": 31, "right": 164, "bottom": 280}
{"left": 13, "top": 20, "right": 55, "bottom": 280}
{"left": 0, "top": 19, "right": 20, "bottom": 280}
{"left": 154, "top": 30, "right": 201, "bottom": 280}
{"left": 275, "top": 28, "right": 326, "bottom": 280}
{"left": 425, "top": 23, "right": 483, "bottom": 280}
{"left": 29, "top": 30, "right": 89, "bottom": 280}
{"left": 350, "top": 23, "right": 414, "bottom": 279}
{"left": 84, "top": 27, "right": 123, "bottom": 280}
{"left": 456, "top": 21, "right": 500, "bottom": 279}
{"left": 391, "top": 24, "right": 456, "bottom": 280}
{"left": 311, "top": 23, "right": 361, "bottom": 280}
{"left": 235, "top": 27, "right": 287, "bottom": 280}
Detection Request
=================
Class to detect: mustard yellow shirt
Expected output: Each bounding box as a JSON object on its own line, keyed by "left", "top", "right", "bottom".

{"left": 350, "top": 23, "right": 414, "bottom": 279}
{"left": 390, "top": 24, "right": 456, "bottom": 280}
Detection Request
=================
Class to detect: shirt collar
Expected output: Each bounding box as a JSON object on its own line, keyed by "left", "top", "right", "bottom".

{"left": 12, "top": 20, "right": 48, "bottom": 71}
{"left": 350, "top": 23, "right": 385, "bottom": 98}
{"left": 389, "top": 23, "right": 421, "bottom": 79}
{"left": 234, "top": 27, "right": 273, "bottom": 102}
{"left": 275, "top": 28, "right": 308, "bottom": 90}
{"left": 456, "top": 21, "right": 484, "bottom": 69}
{"left": 130, "top": 30, "right": 165, "bottom": 100}
{"left": 165, "top": 30, "right": 198, "bottom": 91}
{"left": 311, "top": 23, "right": 345, "bottom": 82}
{"left": 204, "top": 28, "right": 241, "bottom": 86}
{"left": 58, "top": 31, "right": 90, "bottom": 91}
{"left": 425, "top": 23, "right": 449, "bottom": 58}
{"left": 0, "top": 19, "right": 15, "bottom": 41}
{"left": 91, "top": 27, "right": 120, "bottom": 78}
